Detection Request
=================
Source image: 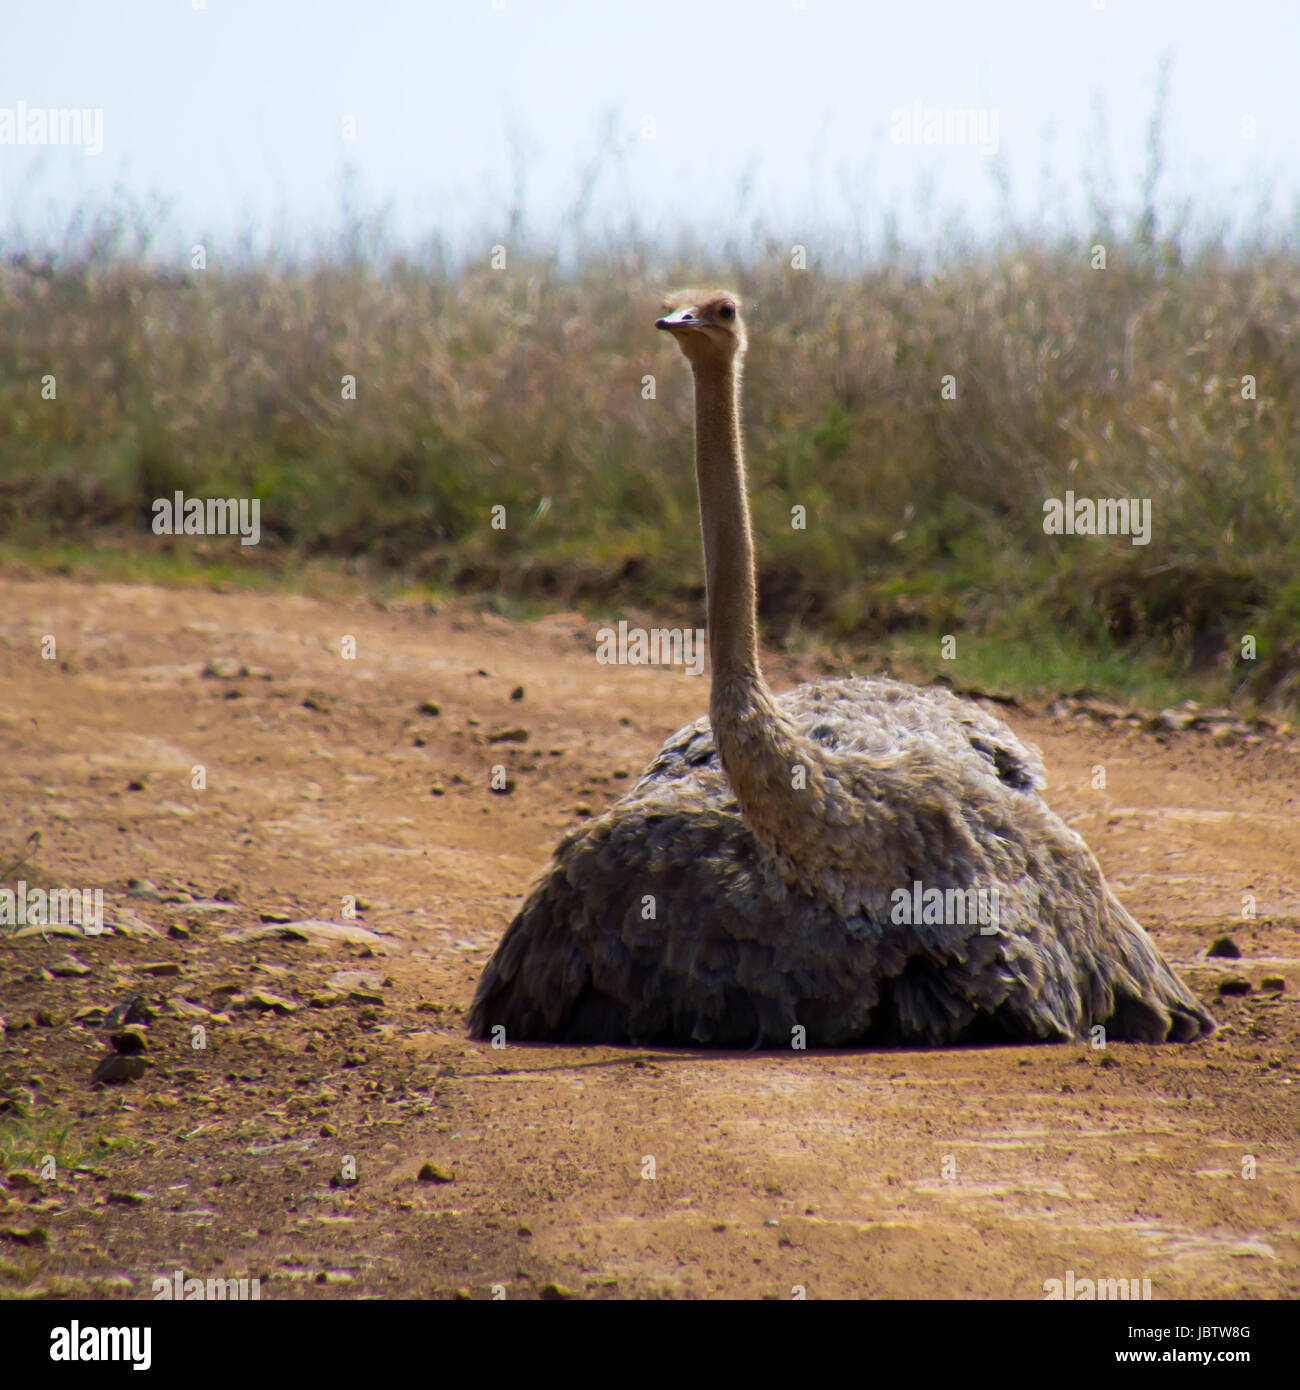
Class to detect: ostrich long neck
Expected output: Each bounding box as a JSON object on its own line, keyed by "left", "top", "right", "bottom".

{"left": 692, "top": 360, "right": 760, "bottom": 682}
{"left": 691, "top": 357, "right": 835, "bottom": 886}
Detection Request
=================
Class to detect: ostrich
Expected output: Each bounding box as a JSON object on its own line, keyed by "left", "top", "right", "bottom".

{"left": 467, "top": 291, "right": 1214, "bottom": 1047}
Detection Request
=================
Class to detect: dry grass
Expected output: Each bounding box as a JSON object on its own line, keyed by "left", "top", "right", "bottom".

{"left": 2, "top": 213, "right": 1297, "bottom": 709}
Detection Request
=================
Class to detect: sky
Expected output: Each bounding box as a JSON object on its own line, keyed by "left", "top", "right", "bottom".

{"left": 2, "top": 0, "right": 1295, "bottom": 261}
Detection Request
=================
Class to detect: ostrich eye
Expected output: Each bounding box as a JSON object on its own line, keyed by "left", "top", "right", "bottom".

{"left": 718, "top": 303, "right": 735, "bottom": 319}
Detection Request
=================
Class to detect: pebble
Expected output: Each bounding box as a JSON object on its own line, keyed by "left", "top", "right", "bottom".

{"left": 51, "top": 955, "right": 91, "bottom": 978}
{"left": 243, "top": 991, "right": 300, "bottom": 1015}
{"left": 0, "top": 1225, "right": 48, "bottom": 1246}
{"left": 91, "top": 1054, "right": 148, "bottom": 1085}
{"left": 202, "top": 657, "right": 248, "bottom": 680}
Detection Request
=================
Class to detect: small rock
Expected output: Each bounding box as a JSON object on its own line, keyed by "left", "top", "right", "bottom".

{"left": 418, "top": 701, "right": 441, "bottom": 717}
{"left": 489, "top": 780, "right": 517, "bottom": 796}
{"left": 510, "top": 686, "right": 524, "bottom": 701}
{"left": 1260, "top": 976, "right": 1285, "bottom": 992}
{"left": 107, "top": 1190, "right": 151, "bottom": 1206}
{"left": 454, "top": 1286, "right": 473, "bottom": 1300}
{"left": 91, "top": 1054, "right": 148, "bottom": 1085}
{"left": 110, "top": 1027, "right": 148, "bottom": 1055}
{"left": 430, "top": 785, "right": 445, "bottom": 796}
{"left": 243, "top": 991, "right": 299, "bottom": 1015}
{"left": 573, "top": 804, "right": 593, "bottom": 816}
{"left": 1217, "top": 978, "right": 1251, "bottom": 997}
{"left": 126, "top": 778, "right": 147, "bottom": 792}
{"left": 10, "top": 922, "right": 85, "bottom": 940}
{"left": 223, "top": 920, "right": 393, "bottom": 949}
{"left": 168, "top": 922, "right": 191, "bottom": 940}
{"left": 327, "top": 971, "right": 386, "bottom": 994}
{"left": 168, "top": 997, "right": 210, "bottom": 1020}
{"left": 51, "top": 955, "right": 91, "bottom": 978}
{"left": 73, "top": 1006, "right": 106, "bottom": 1025}
{"left": 1207, "top": 937, "right": 1241, "bottom": 958}
{"left": 104, "top": 994, "right": 155, "bottom": 1027}
{"left": 140, "top": 962, "right": 182, "bottom": 978}
{"left": 258, "top": 910, "right": 294, "bottom": 923}
{"left": 0, "top": 1225, "right": 48, "bottom": 1247}
{"left": 126, "top": 878, "right": 159, "bottom": 898}
{"left": 1077, "top": 699, "right": 1127, "bottom": 723}
{"left": 486, "top": 727, "right": 529, "bottom": 744}
{"left": 417, "top": 1163, "right": 454, "bottom": 1184}
{"left": 1144, "top": 709, "right": 1193, "bottom": 734}
{"left": 107, "top": 908, "right": 162, "bottom": 939}
{"left": 202, "top": 657, "right": 248, "bottom": 680}
{"left": 539, "top": 1282, "right": 575, "bottom": 1300}
{"left": 5, "top": 1171, "right": 41, "bottom": 1191}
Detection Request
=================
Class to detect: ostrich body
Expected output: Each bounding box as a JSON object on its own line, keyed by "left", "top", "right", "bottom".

{"left": 468, "top": 292, "right": 1214, "bottom": 1047}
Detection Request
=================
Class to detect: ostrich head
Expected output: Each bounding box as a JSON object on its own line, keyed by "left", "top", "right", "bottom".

{"left": 656, "top": 289, "right": 746, "bottom": 368}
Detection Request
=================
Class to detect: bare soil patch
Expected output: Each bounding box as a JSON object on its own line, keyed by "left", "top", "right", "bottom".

{"left": 1, "top": 577, "right": 1296, "bottom": 1299}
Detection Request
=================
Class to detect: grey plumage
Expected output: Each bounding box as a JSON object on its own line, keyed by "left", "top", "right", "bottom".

{"left": 468, "top": 678, "right": 1213, "bottom": 1045}
{"left": 467, "top": 291, "right": 1214, "bottom": 1048}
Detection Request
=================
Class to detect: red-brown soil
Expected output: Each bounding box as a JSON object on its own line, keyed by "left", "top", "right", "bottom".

{"left": 1, "top": 577, "right": 1296, "bottom": 1299}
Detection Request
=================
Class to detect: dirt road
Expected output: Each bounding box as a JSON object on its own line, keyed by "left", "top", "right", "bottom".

{"left": 0, "top": 576, "right": 1296, "bottom": 1299}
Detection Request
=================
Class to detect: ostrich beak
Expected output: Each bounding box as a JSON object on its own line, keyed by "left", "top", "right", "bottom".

{"left": 656, "top": 306, "right": 702, "bottom": 332}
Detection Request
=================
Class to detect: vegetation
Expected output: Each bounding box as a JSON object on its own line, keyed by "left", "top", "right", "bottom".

{"left": 1, "top": 203, "right": 1296, "bottom": 712}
